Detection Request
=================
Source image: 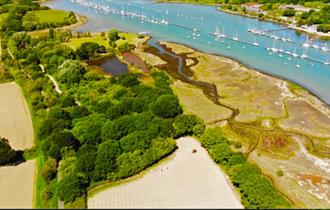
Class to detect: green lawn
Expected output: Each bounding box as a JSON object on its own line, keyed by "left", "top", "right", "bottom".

{"left": 65, "top": 34, "right": 109, "bottom": 50}
{"left": 65, "top": 32, "right": 147, "bottom": 50}
{"left": 24, "top": 9, "right": 71, "bottom": 24}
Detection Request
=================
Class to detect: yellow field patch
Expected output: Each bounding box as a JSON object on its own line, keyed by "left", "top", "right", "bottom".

{"left": 0, "top": 82, "right": 34, "bottom": 150}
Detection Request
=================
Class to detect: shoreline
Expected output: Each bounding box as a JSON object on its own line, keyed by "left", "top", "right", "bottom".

{"left": 157, "top": 38, "right": 330, "bottom": 108}
{"left": 45, "top": 0, "right": 330, "bottom": 107}
{"left": 217, "top": 7, "right": 330, "bottom": 39}
{"left": 156, "top": 0, "right": 330, "bottom": 39}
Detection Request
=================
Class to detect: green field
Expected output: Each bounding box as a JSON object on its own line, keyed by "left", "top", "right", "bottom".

{"left": 66, "top": 34, "right": 109, "bottom": 50}
{"left": 24, "top": 10, "right": 72, "bottom": 24}
{"left": 66, "top": 32, "right": 147, "bottom": 50}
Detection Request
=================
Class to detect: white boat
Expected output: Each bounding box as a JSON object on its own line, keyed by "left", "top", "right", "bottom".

{"left": 296, "top": 64, "right": 301, "bottom": 68}
{"left": 321, "top": 43, "right": 328, "bottom": 52}
{"left": 138, "top": 31, "right": 149, "bottom": 35}
{"left": 214, "top": 26, "right": 220, "bottom": 36}
{"left": 312, "top": 44, "right": 320, "bottom": 49}
{"left": 232, "top": 30, "right": 239, "bottom": 41}
{"left": 324, "top": 54, "right": 330, "bottom": 65}
{"left": 292, "top": 47, "right": 298, "bottom": 58}
{"left": 253, "top": 36, "right": 259, "bottom": 46}
{"left": 302, "top": 36, "right": 310, "bottom": 48}
{"left": 301, "top": 54, "right": 308, "bottom": 59}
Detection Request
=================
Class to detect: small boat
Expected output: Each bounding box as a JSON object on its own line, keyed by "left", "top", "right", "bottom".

{"left": 232, "top": 30, "right": 239, "bottom": 41}
{"left": 321, "top": 43, "right": 328, "bottom": 52}
{"left": 292, "top": 47, "right": 298, "bottom": 58}
{"left": 138, "top": 31, "right": 149, "bottom": 35}
{"left": 312, "top": 44, "right": 320, "bottom": 49}
{"left": 302, "top": 36, "right": 310, "bottom": 48}
{"left": 324, "top": 54, "right": 330, "bottom": 65}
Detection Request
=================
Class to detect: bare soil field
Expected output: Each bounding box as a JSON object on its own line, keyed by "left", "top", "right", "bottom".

{"left": 0, "top": 82, "right": 34, "bottom": 150}
{"left": 0, "top": 160, "right": 36, "bottom": 208}
{"left": 88, "top": 137, "right": 243, "bottom": 209}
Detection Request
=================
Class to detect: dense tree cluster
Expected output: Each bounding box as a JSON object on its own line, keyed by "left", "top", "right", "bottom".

{"left": 200, "top": 128, "right": 291, "bottom": 209}
{"left": 50, "top": 70, "right": 181, "bottom": 204}
{"left": 173, "top": 114, "right": 205, "bottom": 138}
{"left": 282, "top": 9, "right": 296, "bottom": 17}
{"left": 2, "top": 23, "right": 194, "bottom": 205}
{"left": 0, "top": 137, "right": 17, "bottom": 165}
{"left": 76, "top": 42, "right": 106, "bottom": 60}
{"left": 297, "top": 6, "right": 330, "bottom": 31}
{"left": 0, "top": 0, "right": 76, "bottom": 35}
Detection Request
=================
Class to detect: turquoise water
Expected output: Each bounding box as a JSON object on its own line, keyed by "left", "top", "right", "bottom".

{"left": 44, "top": 0, "right": 330, "bottom": 104}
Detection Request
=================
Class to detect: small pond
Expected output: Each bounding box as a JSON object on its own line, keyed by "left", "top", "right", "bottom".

{"left": 88, "top": 56, "right": 129, "bottom": 76}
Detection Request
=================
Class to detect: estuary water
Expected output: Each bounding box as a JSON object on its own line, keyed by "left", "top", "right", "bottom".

{"left": 44, "top": 0, "right": 330, "bottom": 104}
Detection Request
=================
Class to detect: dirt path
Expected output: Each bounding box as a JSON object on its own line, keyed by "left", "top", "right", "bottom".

{"left": 0, "top": 82, "right": 34, "bottom": 150}
{"left": 0, "top": 160, "right": 36, "bottom": 208}
{"left": 47, "top": 74, "right": 62, "bottom": 94}
{"left": 88, "top": 137, "right": 243, "bottom": 209}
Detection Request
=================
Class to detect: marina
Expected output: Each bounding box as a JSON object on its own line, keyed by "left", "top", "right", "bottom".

{"left": 44, "top": 0, "right": 330, "bottom": 104}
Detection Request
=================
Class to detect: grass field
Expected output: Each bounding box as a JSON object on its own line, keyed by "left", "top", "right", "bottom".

{"left": 24, "top": 9, "right": 72, "bottom": 24}
{"left": 66, "top": 32, "right": 148, "bottom": 50}
{"left": 65, "top": 34, "right": 109, "bottom": 50}
{"left": 0, "top": 160, "right": 36, "bottom": 208}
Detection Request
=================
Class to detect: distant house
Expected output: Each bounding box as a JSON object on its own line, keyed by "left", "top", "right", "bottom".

{"left": 242, "top": 3, "right": 265, "bottom": 14}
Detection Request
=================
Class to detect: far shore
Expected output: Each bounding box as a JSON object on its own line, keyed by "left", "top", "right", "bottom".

{"left": 156, "top": 0, "right": 330, "bottom": 39}
{"left": 217, "top": 7, "right": 330, "bottom": 39}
